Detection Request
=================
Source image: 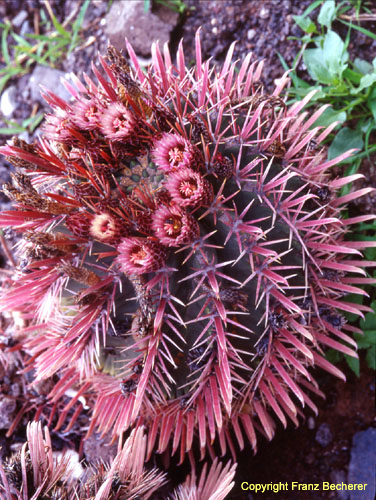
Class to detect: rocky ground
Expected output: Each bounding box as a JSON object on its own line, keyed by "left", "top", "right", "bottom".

{"left": 0, "top": 1, "right": 375, "bottom": 499}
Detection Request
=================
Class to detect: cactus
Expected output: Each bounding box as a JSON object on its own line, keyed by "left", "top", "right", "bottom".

{"left": 0, "top": 32, "right": 374, "bottom": 464}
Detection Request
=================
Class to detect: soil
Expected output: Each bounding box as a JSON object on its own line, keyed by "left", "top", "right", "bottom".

{"left": 231, "top": 356, "right": 375, "bottom": 499}
{"left": 0, "top": 0, "right": 375, "bottom": 498}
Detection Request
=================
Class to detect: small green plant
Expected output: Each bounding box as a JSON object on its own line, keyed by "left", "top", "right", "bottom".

{"left": 144, "top": 0, "right": 188, "bottom": 14}
{"left": 0, "top": 113, "right": 44, "bottom": 136}
{"left": 357, "top": 303, "right": 376, "bottom": 371}
{"left": 281, "top": 0, "right": 376, "bottom": 376}
{"left": 326, "top": 301, "right": 376, "bottom": 376}
{"left": 0, "top": 0, "right": 90, "bottom": 95}
{"left": 280, "top": 0, "right": 376, "bottom": 164}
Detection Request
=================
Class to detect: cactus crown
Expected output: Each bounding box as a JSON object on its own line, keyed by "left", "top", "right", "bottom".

{"left": 0, "top": 32, "right": 374, "bottom": 461}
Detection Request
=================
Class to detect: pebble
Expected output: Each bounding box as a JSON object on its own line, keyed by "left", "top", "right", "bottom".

{"left": 0, "top": 397, "right": 17, "bottom": 429}
{"left": 105, "top": 0, "right": 179, "bottom": 57}
{"left": 307, "top": 416, "right": 315, "bottom": 430}
{"left": 348, "top": 428, "right": 376, "bottom": 500}
{"left": 12, "top": 10, "right": 27, "bottom": 28}
{"left": 315, "top": 423, "right": 333, "bottom": 447}
{"left": 330, "top": 470, "right": 350, "bottom": 500}
{"left": 20, "top": 20, "right": 31, "bottom": 38}
{"left": 54, "top": 449, "right": 83, "bottom": 481}
{"left": 0, "top": 85, "right": 18, "bottom": 117}
{"left": 29, "top": 66, "right": 71, "bottom": 105}
{"left": 83, "top": 432, "right": 117, "bottom": 464}
{"left": 259, "top": 7, "right": 269, "bottom": 19}
{"left": 247, "top": 29, "right": 256, "bottom": 41}
{"left": 10, "top": 383, "right": 20, "bottom": 397}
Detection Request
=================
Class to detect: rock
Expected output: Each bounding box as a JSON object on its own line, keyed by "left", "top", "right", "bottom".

{"left": 83, "top": 433, "right": 117, "bottom": 463}
{"left": 105, "top": 0, "right": 179, "bottom": 57}
{"left": 29, "top": 66, "right": 71, "bottom": 105}
{"left": 20, "top": 20, "right": 31, "bottom": 38}
{"left": 54, "top": 449, "right": 84, "bottom": 481}
{"left": 307, "top": 416, "right": 315, "bottom": 430}
{"left": 330, "top": 470, "right": 350, "bottom": 500}
{"left": 12, "top": 10, "right": 27, "bottom": 28}
{"left": 348, "top": 428, "right": 376, "bottom": 500}
{"left": 0, "top": 397, "right": 17, "bottom": 429}
{"left": 247, "top": 29, "right": 256, "bottom": 41}
{"left": 315, "top": 423, "right": 333, "bottom": 447}
{"left": 17, "top": 131, "right": 31, "bottom": 143}
{"left": 10, "top": 383, "right": 20, "bottom": 397}
{"left": 259, "top": 6, "right": 269, "bottom": 19}
{"left": 0, "top": 86, "right": 18, "bottom": 117}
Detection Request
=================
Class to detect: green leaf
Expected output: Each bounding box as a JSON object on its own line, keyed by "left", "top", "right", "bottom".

{"left": 367, "top": 86, "right": 376, "bottom": 120}
{"left": 300, "top": 0, "right": 325, "bottom": 18}
{"left": 342, "top": 67, "right": 362, "bottom": 85}
{"left": 355, "top": 339, "right": 372, "bottom": 349}
{"left": 325, "top": 348, "right": 342, "bottom": 364}
{"left": 328, "top": 127, "right": 363, "bottom": 161}
{"left": 311, "top": 106, "right": 346, "bottom": 128}
{"left": 303, "top": 30, "right": 348, "bottom": 85}
{"left": 144, "top": 0, "right": 151, "bottom": 12}
{"left": 340, "top": 20, "right": 376, "bottom": 41}
{"left": 359, "top": 302, "right": 376, "bottom": 331}
{"left": 293, "top": 14, "right": 317, "bottom": 33}
{"left": 48, "top": 11, "right": 70, "bottom": 38}
{"left": 22, "top": 113, "right": 44, "bottom": 131}
{"left": 318, "top": 0, "right": 336, "bottom": 28}
{"left": 366, "top": 347, "right": 375, "bottom": 370}
{"left": 365, "top": 247, "right": 376, "bottom": 261}
{"left": 345, "top": 355, "right": 360, "bottom": 377}
{"left": 291, "top": 85, "right": 326, "bottom": 99}
{"left": 353, "top": 57, "right": 373, "bottom": 75}
{"left": 1, "top": 22, "right": 11, "bottom": 64}
{"left": 0, "top": 126, "right": 26, "bottom": 135}
{"left": 11, "top": 32, "right": 32, "bottom": 47}
{"left": 69, "top": 0, "right": 90, "bottom": 53}
{"left": 343, "top": 293, "right": 365, "bottom": 323}
{"left": 351, "top": 73, "right": 376, "bottom": 94}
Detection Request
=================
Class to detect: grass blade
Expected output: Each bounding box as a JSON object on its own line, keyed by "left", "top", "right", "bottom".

{"left": 69, "top": 0, "right": 90, "bottom": 53}
{"left": 340, "top": 20, "right": 376, "bottom": 41}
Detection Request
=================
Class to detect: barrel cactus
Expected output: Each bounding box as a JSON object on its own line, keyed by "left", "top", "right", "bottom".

{"left": 1, "top": 32, "right": 374, "bottom": 462}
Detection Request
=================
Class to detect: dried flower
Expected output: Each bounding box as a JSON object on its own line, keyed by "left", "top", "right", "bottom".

{"left": 90, "top": 212, "right": 129, "bottom": 244}
{"left": 117, "top": 237, "right": 167, "bottom": 274}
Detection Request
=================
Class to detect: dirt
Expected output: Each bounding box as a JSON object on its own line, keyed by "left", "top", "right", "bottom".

{"left": 0, "top": 0, "right": 375, "bottom": 497}
{"left": 178, "top": 0, "right": 314, "bottom": 92}
{"left": 231, "top": 355, "right": 375, "bottom": 499}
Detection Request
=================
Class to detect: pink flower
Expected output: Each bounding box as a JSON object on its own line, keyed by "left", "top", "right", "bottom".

{"left": 100, "top": 102, "right": 136, "bottom": 141}
{"left": 70, "top": 98, "right": 103, "bottom": 130}
{"left": 117, "top": 237, "right": 167, "bottom": 274}
{"left": 43, "top": 111, "right": 74, "bottom": 142}
{"left": 151, "top": 133, "right": 204, "bottom": 173}
{"left": 164, "top": 167, "right": 213, "bottom": 208}
{"left": 152, "top": 205, "right": 199, "bottom": 246}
